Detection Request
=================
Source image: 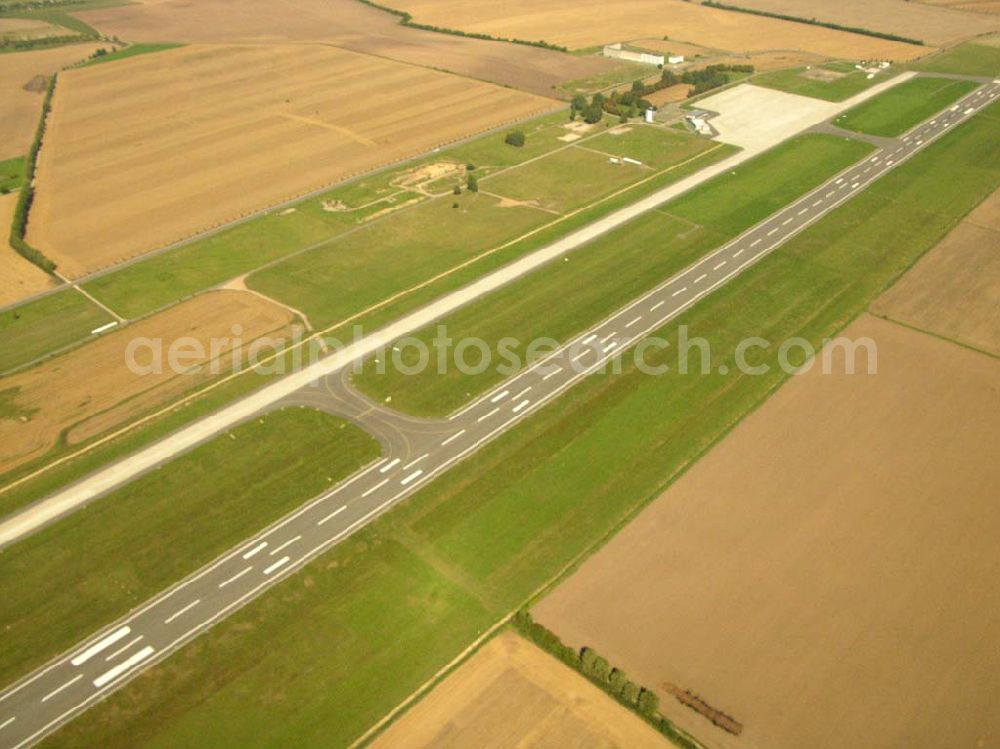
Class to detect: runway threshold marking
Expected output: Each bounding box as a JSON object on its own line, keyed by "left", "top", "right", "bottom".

{"left": 512, "top": 400, "right": 530, "bottom": 414}
{"left": 400, "top": 470, "right": 423, "bottom": 486}
{"left": 71, "top": 626, "right": 131, "bottom": 666}
{"left": 93, "top": 647, "right": 155, "bottom": 688}
{"left": 263, "top": 557, "right": 290, "bottom": 575}
{"left": 582, "top": 334, "right": 597, "bottom": 345}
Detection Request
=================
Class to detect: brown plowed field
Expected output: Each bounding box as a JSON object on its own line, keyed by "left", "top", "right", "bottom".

{"left": 26, "top": 43, "right": 555, "bottom": 278}
{"left": 383, "top": 0, "right": 931, "bottom": 58}
{"left": 536, "top": 315, "right": 1000, "bottom": 749}
{"left": 0, "top": 290, "right": 295, "bottom": 473}
{"left": 369, "top": 632, "right": 670, "bottom": 749}
{"left": 872, "top": 187, "right": 1000, "bottom": 355}
{"left": 0, "top": 193, "right": 56, "bottom": 306}
{"left": 728, "top": 0, "right": 1000, "bottom": 45}
{"left": 0, "top": 42, "right": 107, "bottom": 160}
{"left": 75, "top": 0, "right": 612, "bottom": 97}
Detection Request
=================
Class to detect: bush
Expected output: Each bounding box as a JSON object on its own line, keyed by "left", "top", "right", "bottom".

{"left": 466, "top": 174, "right": 479, "bottom": 192}
{"left": 621, "top": 681, "right": 640, "bottom": 706}
{"left": 453, "top": 184, "right": 462, "bottom": 195}
{"left": 466, "top": 163, "right": 476, "bottom": 171}
{"left": 608, "top": 667, "right": 627, "bottom": 693}
{"left": 638, "top": 688, "right": 660, "bottom": 716}
{"left": 504, "top": 130, "right": 526, "bottom": 147}
{"left": 582, "top": 104, "right": 604, "bottom": 124}
{"left": 571, "top": 94, "right": 588, "bottom": 112}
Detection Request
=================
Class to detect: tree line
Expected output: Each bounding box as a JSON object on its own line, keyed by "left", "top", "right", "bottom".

{"left": 513, "top": 610, "right": 705, "bottom": 749}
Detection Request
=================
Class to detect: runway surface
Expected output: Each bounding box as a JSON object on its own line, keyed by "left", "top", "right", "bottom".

{"left": 1, "top": 78, "right": 997, "bottom": 747}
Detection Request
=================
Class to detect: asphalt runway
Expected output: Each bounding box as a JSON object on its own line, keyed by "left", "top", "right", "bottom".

{"left": 1, "top": 78, "right": 997, "bottom": 748}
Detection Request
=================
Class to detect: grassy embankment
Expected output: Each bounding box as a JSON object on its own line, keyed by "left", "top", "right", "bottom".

{"left": 80, "top": 42, "right": 184, "bottom": 66}
{"left": 40, "top": 98, "right": 1000, "bottom": 749}
{"left": 352, "top": 133, "right": 872, "bottom": 416}
{"left": 0, "top": 407, "right": 379, "bottom": 686}
{"left": 911, "top": 40, "right": 1000, "bottom": 78}
{"left": 834, "top": 76, "right": 978, "bottom": 137}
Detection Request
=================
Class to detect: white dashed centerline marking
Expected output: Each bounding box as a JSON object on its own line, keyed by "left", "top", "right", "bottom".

{"left": 403, "top": 454, "right": 427, "bottom": 470}
{"left": 767, "top": 227, "right": 778, "bottom": 236}
{"left": 270, "top": 536, "right": 301, "bottom": 556}
{"left": 713, "top": 261, "right": 727, "bottom": 270}
{"left": 219, "top": 566, "right": 252, "bottom": 589}
{"left": 604, "top": 342, "right": 617, "bottom": 353}
{"left": 401, "top": 469, "right": 423, "bottom": 486}
{"left": 362, "top": 479, "right": 389, "bottom": 498}
{"left": 104, "top": 635, "right": 143, "bottom": 663}
{"left": 694, "top": 274, "right": 707, "bottom": 284}
{"left": 70, "top": 626, "right": 131, "bottom": 666}
{"left": 650, "top": 300, "right": 665, "bottom": 311}
{"left": 812, "top": 199, "right": 823, "bottom": 207}
{"left": 263, "top": 557, "right": 290, "bottom": 575}
{"left": 625, "top": 315, "right": 643, "bottom": 327}
{"left": 317, "top": 505, "right": 347, "bottom": 526}
{"left": 478, "top": 407, "right": 500, "bottom": 422}
{"left": 441, "top": 429, "right": 465, "bottom": 447}
{"left": 379, "top": 458, "right": 400, "bottom": 474}
{"left": 733, "top": 249, "right": 744, "bottom": 258}
{"left": 513, "top": 387, "right": 532, "bottom": 400}
{"left": 600, "top": 331, "right": 616, "bottom": 344}
{"left": 542, "top": 366, "right": 563, "bottom": 381}
{"left": 41, "top": 675, "right": 82, "bottom": 703}
{"left": 0, "top": 717, "right": 15, "bottom": 731}
{"left": 164, "top": 599, "right": 200, "bottom": 625}
{"left": 671, "top": 287, "right": 687, "bottom": 297}
{"left": 242, "top": 541, "right": 267, "bottom": 560}
{"left": 93, "top": 646, "right": 155, "bottom": 689}
{"left": 750, "top": 238, "right": 762, "bottom": 247}
{"left": 512, "top": 400, "right": 530, "bottom": 414}
{"left": 798, "top": 208, "right": 808, "bottom": 216}
{"left": 572, "top": 350, "right": 589, "bottom": 362}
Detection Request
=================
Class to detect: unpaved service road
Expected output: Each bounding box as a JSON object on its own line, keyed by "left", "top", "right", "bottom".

{"left": 536, "top": 314, "right": 1000, "bottom": 749}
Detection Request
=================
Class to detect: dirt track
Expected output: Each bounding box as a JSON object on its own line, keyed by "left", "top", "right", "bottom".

{"left": 0, "top": 290, "right": 295, "bottom": 473}
{"left": 536, "top": 315, "right": 1000, "bottom": 749}
{"left": 369, "top": 632, "right": 668, "bottom": 749}
{"left": 872, "top": 187, "right": 1000, "bottom": 355}
{"left": 384, "top": 0, "right": 932, "bottom": 58}
{"left": 75, "top": 0, "right": 612, "bottom": 97}
{"left": 27, "top": 43, "right": 555, "bottom": 278}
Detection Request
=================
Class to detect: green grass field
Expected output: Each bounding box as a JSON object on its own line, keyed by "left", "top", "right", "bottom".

{"left": 0, "top": 156, "right": 26, "bottom": 193}
{"left": 834, "top": 76, "right": 978, "bottom": 137}
{"left": 753, "top": 63, "right": 895, "bottom": 102}
{"left": 41, "top": 98, "right": 1000, "bottom": 749}
{"left": 352, "top": 134, "right": 872, "bottom": 416}
{"left": 0, "top": 290, "right": 109, "bottom": 373}
{"left": 0, "top": 407, "right": 379, "bottom": 687}
{"left": 911, "top": 41, "right": 1000, "bottom": 78}
{"left": 80, "top": 42, "right": 184, "bottom": 66}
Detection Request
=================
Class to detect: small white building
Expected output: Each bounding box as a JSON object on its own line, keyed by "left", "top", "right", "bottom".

{"left": 603, "top": 43, "right": 665, "bottom": 67}
{"left": 644, "top": 107, "right": 655, "bottom": 124}
{"left": 667, "top": 55, "right": 685, "bottom": 65}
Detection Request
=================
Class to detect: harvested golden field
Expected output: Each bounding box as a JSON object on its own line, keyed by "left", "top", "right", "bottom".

{"left": 635, "top": 40, "right": 826, "bottom": 71}
{"left": 369, "top": 632, "right": 669, "bottom": 749}
{"left": 0, "top": 290, "right": 295, "bottom": 473}
{"left": 536, "top": 314, "right": 1000, "bottom": 749}
{"left": 730, "top": 0, "right": 1000, "bottom": 45}
{"left": 0, "top": 193, "right": 56, "bottom": 306}
{"left": 75, "top": 0, "right": 611, "bottom": 97}
{"left": 923, "top": 0, "right": 1000, "bottom": 13}
{"left": 27, "top": 43, "right": 555, "bottom": 278}
{"left": 384, "top": 0, "right": 931, "bottom": 58}
{"left": 872, "top": 188, "right": 1000, "bottom": 355}
{"left": 0, "top": 42, "right": 106, "bottom": 160}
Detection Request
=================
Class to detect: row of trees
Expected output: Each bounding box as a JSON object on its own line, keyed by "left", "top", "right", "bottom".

{"left": 10, "top": 74, "right": 57, "bottom": 273}
{"left": 665, "top": 63, "right": 755, "bottom": 96}
{"left": 703, "top": 1, "right": 923, "bottom": 46}
{"left": 570, "top": 93, "right": 605, "bottom": 124}
{"left": 354, "top": 0, "right": 568, "bottom": 51}
{"left": 513, "top": 610, "right": 703, "bottom": 749}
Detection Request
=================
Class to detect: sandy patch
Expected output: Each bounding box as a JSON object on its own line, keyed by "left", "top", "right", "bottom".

{"left": 536, "top": 314, "right": 1000, "bottom": 749}
{"left": 384, "top": 0, "right": 931, "bottom": 59}
{"left": 0, "top": 290, "right": 296, "bottom": 472}
{"left": 871, "top": 187, "right": 1000, "bottom": 355}
{"left": 0, "top": 193, "right": 56, "bottom": 307}
{"left": 26, "top": 43, "right": 555, "bottom": 278}
{"left": 368, "top": 631, "right": 669, "bottom": 749}
{"left": 723, "top": 0, "right": 1000, "bottom": 46}
{"left": 0, "top": 43, "right": 107, "bottom": 160}
{"left": 75, "top": 0, "right": 612, "bottom": 97}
